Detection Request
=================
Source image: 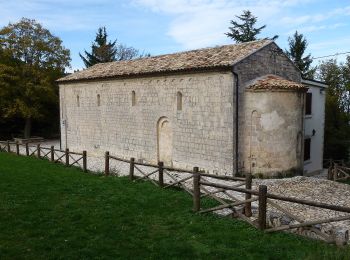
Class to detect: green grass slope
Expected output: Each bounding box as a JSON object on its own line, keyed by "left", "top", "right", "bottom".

{"left": 0, "top": 152, "right": 349, "bottom": 259}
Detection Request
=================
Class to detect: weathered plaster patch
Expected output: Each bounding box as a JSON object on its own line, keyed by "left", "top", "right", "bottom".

{"left": 260, "top": 111, "right": 285, "bottom": 131}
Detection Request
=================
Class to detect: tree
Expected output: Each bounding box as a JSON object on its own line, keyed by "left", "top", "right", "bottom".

{"left": 226, "top": 10, "right": 278, "bottom": 43}
{"left": 317, "top": 58, "right": 350, "bottom": 160}
{"left": 0, "top": 48, "right": 21, "bottom": 139}
{"left": 0, "top": 18, "right": 71, "bottom": 138}
{"left": 286, "top": 31, "right": 314, "bottom": 78}
{"left": 79, "top": 27, "right": 117, "bottom": 67}
{"left": 80, "top": 27, "right": 146, "bottom": 68}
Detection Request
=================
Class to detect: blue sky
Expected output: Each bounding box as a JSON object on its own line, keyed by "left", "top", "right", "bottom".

{"left": 1, "top": 0, "right": 350, "bottom": 71}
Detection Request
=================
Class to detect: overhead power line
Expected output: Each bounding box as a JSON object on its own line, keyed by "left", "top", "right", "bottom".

{"left": 312, "top": 51, "right": 350, "bottom": 60}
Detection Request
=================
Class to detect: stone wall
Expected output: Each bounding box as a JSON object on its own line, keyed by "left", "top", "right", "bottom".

{"left": 234, "top": 42, "right": 303, "bottom": 174}
{"left": 242, "top": 90, "right": 305, "bottom": 176}
{"left": 59, "top": 71, "right": 235, "bottom": 174}
{"left": 59, "top": 42, "right": 304, "bottom": 176}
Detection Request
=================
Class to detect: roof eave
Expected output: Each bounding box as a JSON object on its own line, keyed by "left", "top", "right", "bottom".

{"left": 56, "top": 65, "right": 233, "bottom": 84}
{"left": 301, "top": 78, "right": 328, "bottom": 88}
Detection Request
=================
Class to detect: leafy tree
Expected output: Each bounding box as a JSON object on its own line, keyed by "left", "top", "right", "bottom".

{"left": 286, "top": 31, "right": 314, "bottom": 78}
{"left": 226, "top": 10, "right": 278, "bottom": 43}
{"left": 0, "top": 48, "right": 21, "bottom": 138}
{"left": 0, "top": 18, "right": 70, "bottom": 138}
{"left": 317, "top": 58, "right": 350, "bottom": 160}
{"left": 80, "top": 27, "right": 146, "bottom": 67}
{"left": 342, "top": 56, "right": 350, "bottom": 113}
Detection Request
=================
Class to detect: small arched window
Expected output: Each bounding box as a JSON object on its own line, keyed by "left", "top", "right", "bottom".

{"left": 177, "top": 91, "right": 182, "bottom": 111}
{"left": 77, "top": 95, "right": 80, "bottom": 107}
{"left": 131, "top": 91, "right": 136, "bottom": 106}
{"left": 97, "top": 94, "right": 101, "bottom": 106}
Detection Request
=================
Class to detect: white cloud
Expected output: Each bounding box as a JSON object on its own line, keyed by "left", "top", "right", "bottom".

{"left": 308, "top": 36, "right": 350, "bottom": 63}
{"left": 133, "top": 0, "right": 287, "bottom": 49}
{"left": 0, "top": 0, "right": 117, "bottom": 31}
{"left": 310, "top": 37, "right": 350, "bottom": 51}
{"left": 285, "top": 23, "right": 347, "bottom": 35}
{"left": 133, "top": 0, "right": 350, "bottom": 53}
{"left": 1, "top": 0, "right": 349, "bottom": 67}
{"left": 281, "top": 5, "right": 350, "bottom": 27}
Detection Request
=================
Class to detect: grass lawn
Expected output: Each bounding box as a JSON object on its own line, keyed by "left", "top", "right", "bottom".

{"left": 0, "top": 153, "right": 350, "bottom": 259}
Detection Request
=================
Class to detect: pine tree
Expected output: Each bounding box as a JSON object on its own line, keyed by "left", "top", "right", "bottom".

{"left": 79, "top": 27, "right": 117, "bottom": 67}
{"left": 286, "top": 31, "right": 314, "bottom": 78}
{"left": 226, "top": 10, "right": 277, "bottom": 43}
{"left": 80, "top": 27, "right": 147, "bottom": 68}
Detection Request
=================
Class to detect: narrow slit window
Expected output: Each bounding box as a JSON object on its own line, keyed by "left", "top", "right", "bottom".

{"left": 77, "top": 95, "right": 80, "bottom": 107}
{"left": 177, "top": 91, "right": 182, "bottom": 111}
{"left": 97, "top": 94, "right": 101, "bottom": 106}
{"left": 132, "top": 91, "right": 136, "bottom": 106}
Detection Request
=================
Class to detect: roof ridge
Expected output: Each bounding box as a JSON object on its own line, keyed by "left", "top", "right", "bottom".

{"left": 97, "top": 39, "right": 273, "bottom": 66}
{"left": 58, "top": 40, "right": 274, "bottom": 83}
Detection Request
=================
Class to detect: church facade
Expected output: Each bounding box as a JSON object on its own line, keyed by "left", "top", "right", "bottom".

{"left": 58, "top": 40, "right": 315, "bottom": 177}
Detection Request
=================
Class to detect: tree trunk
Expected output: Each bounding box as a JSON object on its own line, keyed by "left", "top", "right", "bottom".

{"left": 24, "top": 118, "right": 32, "bottom": 139}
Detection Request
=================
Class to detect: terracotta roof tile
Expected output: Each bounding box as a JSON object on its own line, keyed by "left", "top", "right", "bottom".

{"left": 247, "top": 75, "right": 306, "bottom": 91}
{"left": 58, "top": 39, "right": 272, "bottom": 83}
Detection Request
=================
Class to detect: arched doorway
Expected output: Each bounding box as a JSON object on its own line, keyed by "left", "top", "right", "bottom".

{"left": 157, "top": 117, "right": 173, "bottom": 166}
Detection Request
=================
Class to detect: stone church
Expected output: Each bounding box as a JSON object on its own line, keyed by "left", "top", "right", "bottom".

{"left": 58, "top": 40, "right": 309, "bottom": 176}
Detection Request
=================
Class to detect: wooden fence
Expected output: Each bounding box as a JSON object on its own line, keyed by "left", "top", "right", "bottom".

{"left": 2, "top": 141, "right": 350, "bottom": 244}
{"left": 106, "top": 152, "right": 350, "bottom": 244}
{"left": 0, "top": 141, "right": 87, "bottom": 172}
{"left": 106, "top": 152, "right": 199, "bottom": 195}
{"left": 193, "top": 177, "right": 350, "bottom": 244}
{"left": 325, "top": 159, "right": 350, "bottom": 181}
{"left": 330, "top": 164, "right": 350, "bottom": 181}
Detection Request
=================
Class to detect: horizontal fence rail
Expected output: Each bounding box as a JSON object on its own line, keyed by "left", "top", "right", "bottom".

{"left": 324, "top": 158, "right": 350, "bottom": 181}
{"left": 194, "top": 177, "right": 350, "bottom": 244}
{"left": 1, "top": 140, "right": 350, "bottom": 245}
{"left": 106, "top": 152, "right": 196, "bottom": 193}
{"left": 0, "top": 141, "right": 87, "bottom": 173}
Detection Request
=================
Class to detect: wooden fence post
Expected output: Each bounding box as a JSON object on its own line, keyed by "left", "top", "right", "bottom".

{"left": 105, "top": 151, "right": 110, "bottom": 176}
{"left": 50, "top": 146, "right": 54, "bottom": 162}
{"left": 129, "top": 157, "right": 135, "bottom": 180}
{"left": 193, "top": 167, "right": 200, "bottom": 212}
{"left": 258, "top": 185, "right": 267, "bottom": 230}
{"left": 333, "top": 163, "right": 338, "bottom": 181}
{"left": 25, "top": 143, "right": 29, "bottom": 156}
{"left": 245, "top": 173, "right": 252, "bottom": 217}
{"left": 16, "top": 141, "right": 19, "bottom": 155}
{"left": 37, "top": 144, "right": 41, "bottom": 158}
{"left": 327, "top": 166, "right": 332, "bottom": 180}
{"left": 65, "top": 149, "right": 69, "bottom": 166}
{"left": 7, "top": 141, "right": 10, "bottom": 153}
{"left": 83, "top": 151, "right": 87, "bottom": 173}
{"left": 158, "top": 161, "right": 164, "bottom": 187}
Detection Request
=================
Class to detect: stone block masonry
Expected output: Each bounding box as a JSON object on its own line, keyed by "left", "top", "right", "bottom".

{"left": 234, "top": 43, "right": 303, "bottom": 176}
{"left": 59, "top": 42, "right": 304, "bottom": 177}
{"left": 60, "top": 71, "right": 235, "bottom": 175}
